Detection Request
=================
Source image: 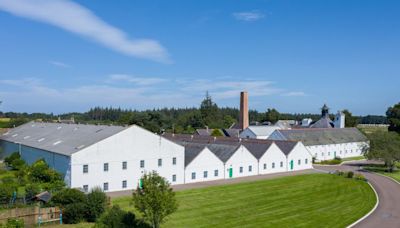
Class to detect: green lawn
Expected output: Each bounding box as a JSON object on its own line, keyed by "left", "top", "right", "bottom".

{"left": 364, "top": 165, "right": 400, "bottom": 182}
{"left": 113, "top": 174, "right": 376, "bottom": 228}
{"left": 342, "top": 156, "right": 366, "bottom": 162}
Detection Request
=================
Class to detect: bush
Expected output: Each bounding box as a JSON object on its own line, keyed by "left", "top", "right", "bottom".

{"left": 0, "top": 184, "right": 15, "bottom": 205}
{"left": 354, "top": 174, "right": 367, "bottom": 181}
{"left": 84, "top": 188, "right": 108, "bottom": 222}
{"left": 1, "top": 218, "right": 24, "bottom": 228}
{"left": 51, "top": 188, "right": 86, "bottom": 206}
{"left": 346, "top": 171, "right": 354, "bottom": 178}
{"left": 95, "top": 205, "right": 148, "bottom": 228}
{"left": 24, "top": 183, "right": 41, "bottom": 203}
{"left": 4, "top": 153, "right": 25, "bottom": 171}
{"left": 63, "top": 203, "right": 86, "bottom": 224}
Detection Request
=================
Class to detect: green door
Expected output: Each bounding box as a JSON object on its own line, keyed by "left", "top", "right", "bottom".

{"left": 229, "top": 168, "right": 233, "bottom": 178}
{"left": 290, "top": 160, "right": 294, "bottom": 170}
{"left": 139, "top": 179, "right": 143, "bottom": 189}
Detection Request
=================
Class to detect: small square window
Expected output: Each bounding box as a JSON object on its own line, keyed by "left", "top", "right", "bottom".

{"left": 122, "top": 161, "right": 127, "bottom": 170}
{"left": 104, "top": 163, "right": 109, "bottom": 172}
{"left": 214, "top": 170, "right": 218, "bottom": 177}
{"left": 158, "top": 159, "right": 162, "bottom": 167}
{"left": 122, "top": 180, "right": 127, "bottom": 189}
{"left": 140, "top": 160, "right": 145, "bottom": 168}
{"left": 103, "top": 182, "right": 109, "bottom": 191}
{"left": 83, "top": 165, "right": 88, "bottom": 173}
{"left": 280, "top": 161, "right": 283, "bottom": 167}
{"left": 172, "top": 175, "right": 176, "bottom": 182}
{"left": 239, "top": 167, "right": 243, "bottom": 173}
{"left": 203, "top": 171, "right": 208, "bottom": 178}
{"left": 83, "top": 185, "right": 88, "bottom": 193}
{"left": 172, "top": 157, "right": 177, "bottom": 165}
{"left": 248, "top": 165, "right": 252, "bottom": 172}
{"left": 305, "top": 158, "right": 308, "bottom": 164}
{"left": 263, "top": 163, "right": 267, "bottom": 170}
{"left": 298, "top": 159, "right": 301, "bottom": 165}
{"left": 191, "top": 172, "right": 196, "bottom": 180}
{"left": 272, "top": 162, "right": 275, "bottom": 169}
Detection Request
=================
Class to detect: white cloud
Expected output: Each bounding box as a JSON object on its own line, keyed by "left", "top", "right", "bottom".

{"left": 0, "top": 0, "right": 170, "bottom": 63}
{"left": 49, "top": 61, "right": 70, "bottom": 68}
{"left": 282, "top": 91, "right": 307, "bottom": 97}
{"left": 233, "top": 11, "right": 265, "bottom": 22}
{"left": 107, "top": 74, "right": 166, "bottom": 86}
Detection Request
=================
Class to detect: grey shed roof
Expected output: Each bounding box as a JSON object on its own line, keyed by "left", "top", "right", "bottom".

{"left": 276, "top": 128, "right": 368, "bottom": 146}
{"left": 310, "top": 117, "right": 334, "bottom": 129}
{"left": 242, "top": 141, "right": 273, "bottom": 159}
{"left": 0, "top": 121, "right": 128, "bottom": 156}
{"left": 176, "top": 141, "right": 239, "bottom": 164}
{"left": 180, "top": 143, "right": 207, "bottom": 167}
{"left": 274, "top": 141, "right": 298, "bottom": 155}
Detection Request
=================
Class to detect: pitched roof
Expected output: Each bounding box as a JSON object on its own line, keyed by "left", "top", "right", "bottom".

{"left": 245, "top": 126, "right": 280, "bottom": 137}
{"left": 0, "top": 121, "right": 127, "bottom": 156}
{"left": 275, "top": 128, "right": 368, "bottom": 146}
{"left": 176, "top": 141, "right": 239, "bottom": 164}
{"left": 181, "top": 143, "right": 207, "bottom": 166}
{"left": 242, "top": 141, "right": 273, "bottom": 159}
{"left": 309, "top": 117, "right": 334, "bottom": 128}
{"left": 274, "top": 141, "right": 298, "bottom": 155}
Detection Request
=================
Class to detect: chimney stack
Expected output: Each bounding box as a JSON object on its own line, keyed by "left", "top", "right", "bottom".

{"left": 239, "top": 91, "right": 249, "bottom": 130}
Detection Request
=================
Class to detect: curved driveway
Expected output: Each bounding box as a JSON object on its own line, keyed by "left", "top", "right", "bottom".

{"left": 315, "top": 161, "right": 400, "bottom": 228}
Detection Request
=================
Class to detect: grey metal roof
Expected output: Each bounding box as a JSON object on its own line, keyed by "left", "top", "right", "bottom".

{"left": 181, "top": 143, "right": 207, "bottom": 167}
{"left": 309, "top": 117, "right": 334, "bottom": 128}
{"left": 0, "top": 121, "right": 127, "bottom": 156}
{"left": 242, "top": 142, "right": 273, "bottom": 159}
{"left": 276, "top": 128, "right": 368, "bottom": 146}
{"left": 176, "top": 141, "right": 239, "bottom": 164}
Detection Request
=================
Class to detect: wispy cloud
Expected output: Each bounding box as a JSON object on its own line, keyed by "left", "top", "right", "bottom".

{"left": 0, "top": 0, "right": 170, "bottom": 63}
{"left": 49, "top": 61, "right": 70, "bottom": 68}
{"left": 233, "top": 11, "right": 265, "bottom": 22}
{"left": 107, "top": 74, "right": 166, "bottom": 86}
{"left": 282, "top": 91, "right": 307, "bottom": 97}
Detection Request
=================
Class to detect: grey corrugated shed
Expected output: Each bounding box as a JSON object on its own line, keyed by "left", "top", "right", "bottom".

{"left": 276, "top": 128, "right": 368, "bottom": 146}
{"left": 0, "top": 122, "right": 127, "bottom": 156}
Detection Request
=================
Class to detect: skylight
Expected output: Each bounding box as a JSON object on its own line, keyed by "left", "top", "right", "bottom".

{"left": 12, "top": 134, "right": 18, "bottom": 137}
{"left": 53, "top": 140, "right": 62, "bottom": 146}
{"left": 23, "top": 136, "right": 30, "bottom": 139}
{"left": 38, "top": 138, "right": 45, "bottom": 142}
{"left": 76, "top": 145, "right": 85, "bottom": 149}
{"left": 57, "top": 126, "right": 62, "bottom": 130}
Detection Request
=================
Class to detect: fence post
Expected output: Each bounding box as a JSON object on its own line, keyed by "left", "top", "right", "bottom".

{"left": 60, "top": 208, "right": 62, "bottom": 224}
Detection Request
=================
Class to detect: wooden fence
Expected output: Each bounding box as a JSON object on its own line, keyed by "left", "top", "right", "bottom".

{"left": 0, "top": 206, "right": 61, "bottom": 227}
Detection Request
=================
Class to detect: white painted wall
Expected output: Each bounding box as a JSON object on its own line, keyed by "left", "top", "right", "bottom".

{"left": 184, "top": 147, "right": 224, "bottom": 183}
{"left": 70, "top": 125, "right": 185, "bottom": 192}
{"left": 258, "top": 143, "right": 287, "bottom": 175}
{"left": 287, "top": 142, "right": 313, "bottom": 171}
{"left": 224, "top": 145, "right": 258, "bottom": 179}
{"left": 308, "top": 142, "right": 366, "bottom": 161}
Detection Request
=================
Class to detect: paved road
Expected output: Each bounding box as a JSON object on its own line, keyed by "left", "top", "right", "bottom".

{"left": 315, "top": 161, "right": 400, "bottom": 228}
{"left": 107, "top": 169, "right": 317, "bottom": 198}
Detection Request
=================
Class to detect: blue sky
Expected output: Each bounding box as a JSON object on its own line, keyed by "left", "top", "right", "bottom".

{"left": 0, "top": 0, "right": 399, "bottom": 115}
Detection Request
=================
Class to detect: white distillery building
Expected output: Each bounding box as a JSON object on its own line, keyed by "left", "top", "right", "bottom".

{"left": 239, "top": 126, "right": 281, "bottom": 140}
{"left": 0, "top": 122, "right": 185, "bottom": 192}
{"left": 268, "top": 128, "right": 369, "bottom": 161}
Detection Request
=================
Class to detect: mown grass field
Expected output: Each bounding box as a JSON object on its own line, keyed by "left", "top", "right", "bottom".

{"left": 365, "top": 164, "right": 400, "bottom": 182}
{"left": 113, "top": 174, "right": 376, "bottom": 228}
{"left": 342, "top": 156, "right": 366, "bottom": 162}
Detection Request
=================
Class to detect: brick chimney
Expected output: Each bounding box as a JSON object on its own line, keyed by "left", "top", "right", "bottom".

{"left": 239, "top": 91, "right": 249, "bottom": 130}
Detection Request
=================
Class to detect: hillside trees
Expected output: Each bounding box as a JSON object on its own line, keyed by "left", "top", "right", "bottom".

{"left": 342, "top": 109, "right": 358, "bottom": 127}
{"left": 387, "top": 102, "right": 400, "bottom": 133}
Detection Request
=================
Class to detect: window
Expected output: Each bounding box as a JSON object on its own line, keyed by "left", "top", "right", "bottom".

{"left": 104, "top": 163, "right": 109, "bottom": 172}
{"left": 298, "top": 159, "right": 301, "bottom": 165}
{"left": 83, "top": 164, "right": 88, "bottom": 173}
{"left": 122, "top": 180, "right": 127, "bottom": 189}
{"left": 314, "top": 153, "right": 317, "bottom": 158}
{"left": 83, "top": 185, "right": 88, "bottom": 193}
{"left": 305, "top": 158, "right": 308, "bottom": 164}
{"left": 280, "top": 161, "right": 283, "bottom": 167}
{"left": 239, "top": 167, "right": 243, "bottom": 173}
{"left": 172, "top": 157, "right": 177, "bottom": 165}
{"left": 172, "top": 175, "right": 176, "bottom": 182}
{"left": 204, "top": 171, "right": 208, "bottom": 178}
{"left": 191, "top": 172, "right": 196, "bottom": 180}
{"left": 103, "top": 182, "right": 109, "bottom": 191}
{"left": 214, "top": 170, "right": 218, "bottom": 177}
{"left": 272, "top": 162, "right": 275, "bottom": 169}
{"left": 328, "top": 152, "right": 330, "bottom": 156}
{"left": 140, "top": 160, "right": 145, "bottom": 168}
{"left": 248, "top": 165, "right": 252, "bottom": 172}
{"left": 158, "top": 159, "right": 162, "bottom": 167}
{"left": 263, "top": 163, "right": 267, "bottom": 170}
{"left": 122, "top": 161, "right": 127, "bottom": 170}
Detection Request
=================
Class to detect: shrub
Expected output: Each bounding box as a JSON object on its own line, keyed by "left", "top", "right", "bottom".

{"left": 354, "top": 174, "right": 367, "bottom": 181}
{"left": 63, "top": 202, "right": 86, "bottom": 224}
{"left": 0, "top": 184, "right": 15, "bottom": 205}
{"left": 95, "top": 205, "right": 147, "bottom": 228}
{"left": 28, "top": 159, "right": 62, "bottom": 183}
{"left": 2, "top": 218, "right": 24, "bottom": 228}
{"left": 84, "top": 187, "right": 108, "bottom": 222}
{"left": 346, "top": 171, "right": 354, "bottom": 178}
{"left": 24, "top": 183, "right": 41, "bottom": 203}
{"left": 4, "top": 153, "right": 25, "bottom": 171}
{"left": 51, "top": 188, "right": 86, "bottom": 206}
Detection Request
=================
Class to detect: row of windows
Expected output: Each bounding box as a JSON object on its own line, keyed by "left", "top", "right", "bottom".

{"left": 315, "top": 149, "right": 359, "bottom": 157}
{"left": 84, "top": 175, "right": 178, "bottom": 192}
{"left": 83, "top": 157, "right": 177, "bottom": 173}
{"left": 192, "top": 170, "right": 219, "bottom": 180}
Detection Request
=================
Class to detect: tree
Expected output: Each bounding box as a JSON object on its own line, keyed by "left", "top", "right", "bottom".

{"left": 364, "top": 131, "right": 400, "bottom": 172}
{"left": 84, "top": 187, "right": 108, "bottom": 222}
{"left": 95, "top": 205, "right": 149, "bottom": 228}
{"left": 387, "top": 102, "right": 400, "bottom": 133}
{"left": 51, "top": 188, "right": 86, "bottom": 206}
{"left": 265, "top": 108, "right": 280, "bottom": 124}
{"left": 342, "top": 109, "right": 358, "bottom": 127}
{"left": 200, "top": 92, "right": 220, "bottom": 127}
{"left": 132, "top": 172, "right": 178, "bottom": 228}
{"left": 210, "top": 129, "right": 223, "bottom": 137}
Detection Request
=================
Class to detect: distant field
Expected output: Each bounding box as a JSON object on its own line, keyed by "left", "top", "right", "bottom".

{"left": 357, "top": 125, "right": 388, "bottom": 135}
{"left": 0, "top": 118, "right": 10, "bottom": 122}
{"left": 113, "top": 174, "right": 376, "bottom": 228}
